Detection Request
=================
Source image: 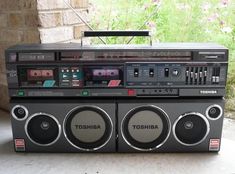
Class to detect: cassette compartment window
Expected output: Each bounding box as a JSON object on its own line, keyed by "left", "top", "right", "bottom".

{"left": 18, "top": 66, "right": 59, "bottom": 88}
{"left": 83, "top": 65, "right": 124, "bottom": 88}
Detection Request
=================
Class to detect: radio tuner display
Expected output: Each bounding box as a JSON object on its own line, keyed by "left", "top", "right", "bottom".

{"left": 83, "top": 66, "right": 124, "bottom": 87}
{"left": 18, "top": 67, "right": 58, "bottom": 87}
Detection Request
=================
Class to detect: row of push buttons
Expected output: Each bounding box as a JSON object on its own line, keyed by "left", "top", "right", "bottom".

{"left": 60, "top": 67, "right": 82, "bottom": 87}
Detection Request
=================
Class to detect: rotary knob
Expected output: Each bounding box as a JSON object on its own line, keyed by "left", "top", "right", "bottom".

{"left": 172, "top": 69, "right": 180, "bottom": 76}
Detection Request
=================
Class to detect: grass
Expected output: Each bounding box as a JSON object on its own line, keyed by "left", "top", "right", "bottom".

{"left": 89, "top": 0, "right": 235, "bottom": 107}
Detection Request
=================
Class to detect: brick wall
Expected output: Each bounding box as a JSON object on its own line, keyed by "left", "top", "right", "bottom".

{"left": 37, "top": 0, "right": 89, "bottom": 43}
{"left": 0, "top": 0, "right": 40, "bottom": 110}
{"left": 0, "top": 0, "right": 89, "bottom": 110}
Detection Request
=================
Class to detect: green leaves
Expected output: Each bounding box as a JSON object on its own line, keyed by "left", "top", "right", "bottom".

{"left": 89, "top": 0, "right": 235, "bottom": 100}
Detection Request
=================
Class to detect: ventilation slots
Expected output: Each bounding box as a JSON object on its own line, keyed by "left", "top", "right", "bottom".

{"left": 185, "top": 66, "right": 207, "bottom": 85}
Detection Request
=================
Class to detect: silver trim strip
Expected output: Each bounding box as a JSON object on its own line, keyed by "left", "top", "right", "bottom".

{"left": 63, "top": 105, "right": 113, "bottom": 152}
{"left": 126, "top": 61, "right": 228, "bottom": 64}
{"left": 199, "top": 52, "right": 225, "bottom": 55}
{"left": 206, "top": 104, "right": 223, "bottom": 120}
{"left": 11, "top": 105, "right": 29, "bottom": 121}
{"left": 25, "top": 113, "right": 62, "bottom": 147}
{"left": 172, "top": 112, "right": 210, "bottom": 146}
{"left": 121, "top": 105, "right": 171, "bottom": 151}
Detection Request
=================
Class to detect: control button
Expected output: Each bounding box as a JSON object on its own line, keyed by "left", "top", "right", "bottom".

{"left": 212, "top": 76, "right": 216, "bottom": 83}
{"left": 194, "top": 73, "right": 198, "bottom": 84}
{"left": 128, "top": 89, "right": 136, "bottom": 96}
{"left": 134, "top": 68, "right": 139, "bottom": 77}
{"left": 204, "top": 70, "right": 207, "bottom": 77}
{"left": 190, "top": 68, "right": 194, "bottom": 84}
{"left": 199, "top": 71, "right": 203, "bottom": 78}
{"left": 190, "top": 71, "right": 194, "bottom": 78}
{"left": 186, "top": 69, "right": 189, "bottom": 77}
{"left": 149, "top": 68, "right": 154, "bottom": 77}
{"left": 164, "top": 68, "right": 169, "bottom": 77}
{"left": 11, "top": 105, "right": 28, "bottom": 120}
{"left": 172, "top": 69, "right": 179, "bottom": 76}
{"left": 203, "top": 67, "right": 207, "bottom": 84}
{"left": 194, "top": 67, "right": 198, "bottom": 84}
{"left": 72, "top": 80, "right": 80, "bottom": 87}
{"left": 199, "top": 67, "right": 203, "bottom": 85}
{"left": 194, "top": 74, "right": 197, "bottom": 84}
{"left": 81, "top": 90, "right": 89, "bottom": 96}
{"left": 61, "top": 82, "right": 70, "bottom": 86}
{"left": 185, "top": 67, "right": 189, "bottom": 84}
{"left": 215, "top": 76, "right": 220, "bottom": 83}
{"left": 18, "top": 90, "right": 25, "bottom": 96}
{"left": 63, "top": 74, "right": 68, "bottom": 79}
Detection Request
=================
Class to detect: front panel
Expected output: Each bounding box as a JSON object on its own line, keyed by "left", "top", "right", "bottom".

{"left": 10, "top": 98, "right": 224, "bottom": 152}
{"left": 6, "top": 43, "right": 228, "bottom": 98}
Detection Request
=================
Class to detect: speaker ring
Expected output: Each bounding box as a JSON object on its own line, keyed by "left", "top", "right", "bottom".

{"left": 206, "top": 104, "right": 223, "bottom": 120}
{"left": 63, "top": 105, "right": 113, "bottom": 151}
{"left": 172, "top": 112, "right": 210, "bottom": 146}
{"left": 121, "top": 105, "right": 171, "bottom": 151}
{"left": 11, "top": 105, "right": 29, "bottom": 121}
{"left": 25, "top": 112, "right": 62, "bottom": 146}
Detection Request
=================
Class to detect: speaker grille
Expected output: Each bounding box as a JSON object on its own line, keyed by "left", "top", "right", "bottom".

{"left": 26, "top": 113, "right": 61, "bottom": 146}
{"left": 64, "top": 106, "right": 113, "bottom": 151}
{"left": 121, "top": 105, "right": 170, "bottom": 151}
{"left": 173, "top": 113, "right": 209, "bottom": 146}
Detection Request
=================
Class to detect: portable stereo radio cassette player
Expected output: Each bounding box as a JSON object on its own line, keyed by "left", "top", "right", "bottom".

{"left": 6, "top": 31, "right": 228, "bottom": 153}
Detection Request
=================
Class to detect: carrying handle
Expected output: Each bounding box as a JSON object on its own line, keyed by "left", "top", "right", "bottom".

{"left": 81, "top": 30, "right": 152, "bottom": 46}
{"left": 83, "top": 30, "right": 150, "bottom": 37}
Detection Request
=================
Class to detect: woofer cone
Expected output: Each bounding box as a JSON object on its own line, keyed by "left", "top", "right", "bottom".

{"left": 25, "top": 113, "right": 61, "bottom": 146}
{"left": 64, "top": 106, "right": 113, "bottom": 151}
{"left": 121, "top": 105, "right": 171, "bottom": 151}
{"left": 173, "top": 112, "right": 210, "bottom": 146}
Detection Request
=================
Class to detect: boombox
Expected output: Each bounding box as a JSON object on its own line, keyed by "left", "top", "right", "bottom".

{"left": 6, "top": 31, "right": 228, "bottom": 153}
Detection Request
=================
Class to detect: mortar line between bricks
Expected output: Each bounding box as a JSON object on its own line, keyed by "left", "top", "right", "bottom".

{"left": 38, "top": 22, "right": 87, "bottom": 29}
{"left": 38, "top": 25, "right": 78, "bottom": 30}
{"left": 37, "top": 7, "right": 88, "bottom": 13}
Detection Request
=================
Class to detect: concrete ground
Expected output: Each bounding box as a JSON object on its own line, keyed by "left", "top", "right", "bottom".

{"left": 0, "top": 109, "right": 235, "bottom": 174}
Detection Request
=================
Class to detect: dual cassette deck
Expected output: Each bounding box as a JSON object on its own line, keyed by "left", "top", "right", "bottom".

{"left": 6, "top": 31, "right": 228, "bottom": 152}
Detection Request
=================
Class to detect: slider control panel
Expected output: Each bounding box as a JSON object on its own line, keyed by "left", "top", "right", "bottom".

{"left": 126, "top": 63, "right": 227, "bottom": 87}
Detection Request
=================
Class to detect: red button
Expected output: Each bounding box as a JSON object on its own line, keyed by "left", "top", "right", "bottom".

{"left": 128, "top": 89, "right": 136, "bottom": 96}
{"left": 15, "top": 139, "right": 25, "bottom": 147}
